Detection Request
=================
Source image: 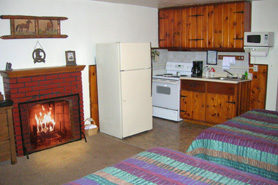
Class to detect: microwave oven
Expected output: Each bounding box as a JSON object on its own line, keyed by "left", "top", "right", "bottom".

{"left": 244, "top": 32, "right": 274, "bottom": 47}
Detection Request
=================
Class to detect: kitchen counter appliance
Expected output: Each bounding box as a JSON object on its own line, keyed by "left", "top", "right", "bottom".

{"left": 191, "top": 61, "right": 203, "bottom": 77}
{"left": 152, "top": 62, "right": 192, "bottom": 121}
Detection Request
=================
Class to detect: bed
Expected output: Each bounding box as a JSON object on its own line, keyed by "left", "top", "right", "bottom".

{"left": 187, "top": 109, "right": 278, "bottom": 181}
{"left": 64, "top": 147, "right": 278, "bottom": 185}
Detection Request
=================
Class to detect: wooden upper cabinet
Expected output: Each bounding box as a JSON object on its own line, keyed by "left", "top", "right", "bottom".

{"left": 159, "top": 9, "right": 173, "bottom": 47}
{"left": 158, "top": 2, "right": 251, "bottom": 50}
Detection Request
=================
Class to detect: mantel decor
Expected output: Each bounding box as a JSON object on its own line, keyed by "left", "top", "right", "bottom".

{"left": 65, "top": 51, "right": 76, "bottom": 66}
{"left": 0, "top": 15, "right": 68, "bottom": 39}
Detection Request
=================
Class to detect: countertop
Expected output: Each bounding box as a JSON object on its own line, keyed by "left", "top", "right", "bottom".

{"left": 180, "top": 76, "right": 252, "bottom": 84}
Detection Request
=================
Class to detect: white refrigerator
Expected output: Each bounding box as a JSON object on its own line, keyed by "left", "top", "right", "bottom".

{"left": 96, "top": 42, "right": 153, "bottom": 138}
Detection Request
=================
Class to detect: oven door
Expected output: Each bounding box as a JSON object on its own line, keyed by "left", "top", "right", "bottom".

{"left": 152, "top": 78, "right": 180, "bottom": 110}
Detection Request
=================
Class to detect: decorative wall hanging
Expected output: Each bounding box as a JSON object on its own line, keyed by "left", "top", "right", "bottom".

{"left": 0, "top": 15, "right": 68, "bottom": 39}
{"left": 65, "top": 51, "right": 76, "bottom": 66}
{"left": 33, "top": 41, "right": 46, "bottom": 63}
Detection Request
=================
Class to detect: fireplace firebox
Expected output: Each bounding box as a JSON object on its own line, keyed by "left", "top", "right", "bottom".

{"left": 18, "top": 94, "right": 83, "bottom": 156}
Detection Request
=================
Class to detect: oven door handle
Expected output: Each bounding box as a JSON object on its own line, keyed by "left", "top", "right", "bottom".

{"left": 152, "top": 79, "right": 179, "bottom": 85}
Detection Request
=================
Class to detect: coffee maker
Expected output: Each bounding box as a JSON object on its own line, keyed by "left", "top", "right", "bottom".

{"left": 191, "top": 61, "right": 203, "bottom": 77}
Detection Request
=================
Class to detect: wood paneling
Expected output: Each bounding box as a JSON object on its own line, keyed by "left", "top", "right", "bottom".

{"left": 249, "top": 65, "right": 268, "bottom": 109}
{"left": 238, "top": 81, "right": 251, "bottom": 114}
{"left": 89, "top": 65, "right": 99, "bottom": 128}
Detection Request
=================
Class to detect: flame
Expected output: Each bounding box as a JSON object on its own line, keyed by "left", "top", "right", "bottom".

{"left": 35, "top": 105, "right": 56, "bottom": 134}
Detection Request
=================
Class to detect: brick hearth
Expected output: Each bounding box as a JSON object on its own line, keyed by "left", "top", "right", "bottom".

{"left": 0, "top": 65, "right": 86, "bottom": 156}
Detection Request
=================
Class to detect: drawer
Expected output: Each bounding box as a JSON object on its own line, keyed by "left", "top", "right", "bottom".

{"left": 0, "top": 110, "right": 8, "bottom": 127}
{"left": 181, "top": 80, "right": 206, "bottom": 92}
{"left": 207, "top": 82, "right": 236, "bottom": 95}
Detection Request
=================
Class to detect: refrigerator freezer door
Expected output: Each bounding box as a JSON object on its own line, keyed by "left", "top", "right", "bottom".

{"left": 120, "top": 43, "right": 151, "bottom": 71}
{"left": 120, "top": 68, "right": 153, "bottom": 137}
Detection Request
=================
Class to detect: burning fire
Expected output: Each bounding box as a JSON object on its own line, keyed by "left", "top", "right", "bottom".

{"left": 35, "top": 105, "right": 56, "bottom": 134}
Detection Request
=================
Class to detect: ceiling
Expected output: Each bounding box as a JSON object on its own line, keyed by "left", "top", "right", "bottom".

{"left": 90, "top": 0, "right": 255, "bottom": 8}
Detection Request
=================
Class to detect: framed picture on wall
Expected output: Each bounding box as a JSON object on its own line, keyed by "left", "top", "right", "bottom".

{"left": 65, "top": 51, "right": 76, "bottom": 66}
{"left": 207, "top": 50, "right": 218, "bottom": 65}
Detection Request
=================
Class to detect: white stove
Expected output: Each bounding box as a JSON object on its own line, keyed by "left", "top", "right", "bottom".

{"left": 152, "top": 62, "right": 192, "bottom": 121}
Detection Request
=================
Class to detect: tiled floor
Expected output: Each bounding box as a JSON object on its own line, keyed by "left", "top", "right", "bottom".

{"left": 110, "top": 117, "right": 209, "bottom": 153}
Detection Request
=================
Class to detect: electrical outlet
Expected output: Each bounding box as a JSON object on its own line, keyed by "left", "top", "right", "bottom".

{"left": 253, "top": 65, "right": 258, "bottom": 72}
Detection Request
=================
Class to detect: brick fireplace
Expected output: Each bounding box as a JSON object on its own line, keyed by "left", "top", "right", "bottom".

{"left": 0, "top": 65, "right": 85, "bottom": 156}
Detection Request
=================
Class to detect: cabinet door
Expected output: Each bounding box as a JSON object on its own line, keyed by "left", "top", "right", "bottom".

{"left": 159, "top": 9, "right": 174, "bottom": 48}
{"left": 180, "top": 80, "right": 206, "bottom": 121}
{"left": 213, "top": 4, "right": 223, "bottom": 48}
{"left": 180, "top": 90, "right": 192, "bottom": 119}
{"left": 206, "top": 82, "right": 237, "bottom": 124}
{"left": 181, "top": 7, "right": 190, "bottom": 48}
{"left": 225, "top": 2, "right": 245, "bottom": 48}
{"left": 180, "top": 90, "right": 206, "bottom": 121}
{"left": 184, "top": 6, "right": 208, "bottom": 48}
{"left": 173, "top": 9, "right": 182, "bottom": 47}
{"left": 206, "top": 93, "right": 236, "bottom": 124}
{"left": 159, "top": 9, "right": 182, "bottom": 48}
{"left": 213, "top": 2, "right": 250, "bottom": 49}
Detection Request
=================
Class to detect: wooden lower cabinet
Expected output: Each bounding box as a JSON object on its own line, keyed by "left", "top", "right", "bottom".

{"left": 180, "top": 80, "right": 206, "bottom": 121}
{"left": 0, "top": 105, "right": 17, "bottom": 164}
{"left": 180, "top": 80, "right": 250, "bottom": 125}
{"left": 206, "top": 93, "right": 236, "bottom": 124}
{"left": 180, "top": 90, "right": 206, "bottom": 121}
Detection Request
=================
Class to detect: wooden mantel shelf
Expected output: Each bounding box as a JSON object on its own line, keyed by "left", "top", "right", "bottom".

{"left": 0, "top": 65, "right": 86, "bottom": 78}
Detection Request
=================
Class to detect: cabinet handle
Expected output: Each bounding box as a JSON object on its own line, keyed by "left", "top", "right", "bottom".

{"left": 189, "top": 14, "right": 204, "bottom": 17}
{"left": 189, "top": 84, "right": 196, "bottom": 87}
{"left": 233, "top": 37, "right": 243, "bottom": 40}
{"left": 180, "top": 110, "right": 186, "bottom": 112}
{"left": 226, "top": 101, "right": 236, "bottom": 104}
{"left": 189, "top": 39, "right": 204, "bottom": 41}
{"left": 181, "top": 95, "right": 187, "bottom": 97}
{"left": 234, "top": 11, "right": 244, "bottom": 14}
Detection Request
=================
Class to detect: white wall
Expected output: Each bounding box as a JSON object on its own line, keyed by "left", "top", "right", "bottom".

{"left": 251, "top": 0, "right": 278, "bottom": 111}
{"left": 0, "top": 0, "right": 158, "bottom": 119}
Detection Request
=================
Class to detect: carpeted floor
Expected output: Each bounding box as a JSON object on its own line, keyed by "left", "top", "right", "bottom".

{"left": 0, "top": 118, "right": 208, "bottom": 185}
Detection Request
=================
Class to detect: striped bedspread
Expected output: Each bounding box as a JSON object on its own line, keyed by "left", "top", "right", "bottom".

{"left": 65, "top": 147, "right": 278, "bottom": 185}
{"left": 187, "top": 109, "right": 278, "bottom": 181}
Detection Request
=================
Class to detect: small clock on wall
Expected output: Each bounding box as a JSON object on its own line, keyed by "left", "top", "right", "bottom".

{"left": 65, "top": 51, "right": 76, "bottom": 66}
